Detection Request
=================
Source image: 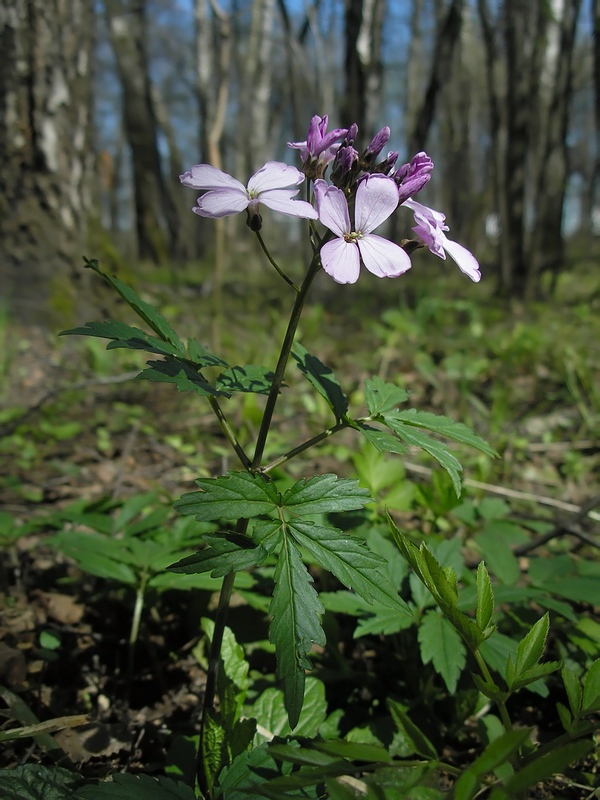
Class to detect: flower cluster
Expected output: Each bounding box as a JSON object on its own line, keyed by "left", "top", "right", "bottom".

{"left": 180, "top": 115, "right": 481, "bottom": 285}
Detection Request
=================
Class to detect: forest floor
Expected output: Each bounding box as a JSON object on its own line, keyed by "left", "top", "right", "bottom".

{"left": 0, "top": 255, "right": 599, "bottom": 797}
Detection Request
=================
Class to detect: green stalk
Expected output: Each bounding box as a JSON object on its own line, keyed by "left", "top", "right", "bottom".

{"left": 252, "top": 252, "right": 322, "bottom": 468}
{"left": 474, "top": 649, "right": 513, "bottom": 733}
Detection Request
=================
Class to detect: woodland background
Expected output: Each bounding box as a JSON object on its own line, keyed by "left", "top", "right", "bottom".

{"left": 0, "top": 0, "right": 599, "bottom": 325}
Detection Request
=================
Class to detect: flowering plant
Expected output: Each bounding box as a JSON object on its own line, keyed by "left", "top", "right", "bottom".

{"left": 61, "top": 117, "right": 593, "bottom": 799}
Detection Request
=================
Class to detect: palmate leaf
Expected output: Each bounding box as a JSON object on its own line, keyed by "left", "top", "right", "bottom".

{"left": 288, "top": 520, "right": 410, "bottom": 613}
{"left": 81, "top": 258, "right": 185, "bottom": 353}
{"left": 364, "top": 376, "right": 409, "bottom": 415}
{"left": 216, "top": 365, "right": 275, "bottom": 394}
{"left": 174, "top": 471, "right": 279, "bottom": 520}
{"left": 59, "top": 320, "right": 183, "bottom": 357}
{"left": 291, "top": 342, "right": 349, "bottom": 421}
{"left": 135, "top": 357, "right": 227, "bottom": 397}
{"left": 281, "top": 474, "right": 372, "bottom": 516}
{"left": 269, "top": 536, "right": 326, "bottom": 729}
{"left": 418, "top": 610, "right": 466, "bottom": 693}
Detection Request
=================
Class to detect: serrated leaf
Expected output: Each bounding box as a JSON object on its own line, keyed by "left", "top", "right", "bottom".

{"left": 476, "top": 562, "right": 495, "bottom": 633}
{"left": 288, "top": 520, "right": 410, "bottom": 613}
{"left": 364, "top": 376, "right": 409, "bottom": 415}
{"left": 186, "top": 337, "right": 228, "bottom": 367}
{"left": 384, "top": 409, "right": 497, "bottom": 458}
{"left": 452, "top": 728, "right": 532, "bottom": 800}
{"left": 509, "top": 661, "right": 560, "bottom": 692}
{"left": 216, "top": 742, "right": 292, "bottom": 800}
{"left": 269, "top": 537, "right": 325, "bottom": 729}
{"left": 418, "top": 611, "right": 466, "bottom": 693}
{"left": 291, "top": 342, "right": 349, "bottom": 420}
{"left": 501, "top": 740, "right": 594, "bottom": 795}
{"left": 382, "top": 416, "right": 463, "bottom": 496}
{"left": 76, "top": 772, "right": 196, "bottom": 799}
{"left": 582, "top": 659, "right": 600, "bottom": 713}
{"left": 471, "top": 672, "right": 504, "bottom": 701}
{"left": 59, "top": 320, "right": 182, "bottom": 358}
{"left": 251, "top": 678, "right": 327, "bottom": 741}
{"left": 0, "top": 765, "right": 83, "bottom": 800}
{"left": 388, "top": 699, "right": 438, "bottom": 759}
{"left": 135, "top": 357, "right": 226, "bottom": 397}
{"left": 476, "top": 531, "right": 520, "bottom": 586}
{"left": 281, "top": 474, "right": 372, "bottom": 516}
{"left": 355, "top": 423, "right": 408, "bottom": 455}
{"left": 514, "top": 613, "right": 549, "bottom": 676}
{"left": 202, "top": 708, "right": 228, "bottom": 793}
{"left": 167, "top": 532, "right": 271, "bottom": 577}
{"left": 50, "top": 532, "right": 137, "bottom": 585}
{"left": 561, "top": 666, "right": 582, "bottom": 717}
{"left": 174, "top": 471, "right": 279, "bottom": 520}
{"left": 215, "top": 365, "right": 275, "bottom": 394}
{"left": 80, "top": 258, "right": 185, "bottom": 353}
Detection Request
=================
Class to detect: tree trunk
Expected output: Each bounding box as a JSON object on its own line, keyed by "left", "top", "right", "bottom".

{"left": 409, "top": 0, "right": 464, "bottom": 154}
{"left": 0, "top": 0, "right": 94, "bottom": 325}
{"left": 104, "top": 0, "right": 181, "bottom": 263}
{"left": 342, "top": 0, "right": 385, "bottom": 136}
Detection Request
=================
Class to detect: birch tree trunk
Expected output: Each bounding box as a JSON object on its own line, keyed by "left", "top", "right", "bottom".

{"left": 0, "top": 0, "right": 94, "bottom": 325}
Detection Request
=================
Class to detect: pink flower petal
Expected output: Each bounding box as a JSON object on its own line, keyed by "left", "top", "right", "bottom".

{"left": 314, "top": 181, "right": 350, "bottom": 237}
{"left": 354, "top": 175, "right": 399, "bottom": 233}
{"left": 441, "top": 238, "right": 481, "bottom": 282}
{"left": 180, "top": 164, "right": 245, "bottom": 192}
{"left": 193, "top": 189, "right": 250, "bottom": 218}
{"left": 248, "top": 161, "right": 305, "bottom": 193}
{"left": 259, "top": 190, "right": 318, "bottom": 219}
{"left": 320, "top": 238, "right": 360, "bottom": 283}
{"left": 358, "top": 234, "right": 412, "bottom": 278}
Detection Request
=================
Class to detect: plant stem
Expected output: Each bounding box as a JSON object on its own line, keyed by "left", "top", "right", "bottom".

{"left": 207, "top": 396, "right": 252, "bottom": 469}
{"left": 474, "top": 649, "right": 513, "bottom": 733}
{"left": 261, "top": 420, "right": 351, "bottom": 474}
{"left": 251, "top": 252, "right": 321, "bottom": 468}
{"left": 254, "top": 230, "right": 300, "bottom": 292}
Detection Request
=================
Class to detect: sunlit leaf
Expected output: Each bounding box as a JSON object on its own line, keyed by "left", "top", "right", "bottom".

{"left": 174, "top": 471, "right": 279, "bottom": 520}
{"left": 364, "top": 376, "right": 409, "bottom": 415}
{"left": 292, "top": 342, "right": 349, "bottom": 420}
{"left": 281, "top": 474, "right": 372, "bottom": 516}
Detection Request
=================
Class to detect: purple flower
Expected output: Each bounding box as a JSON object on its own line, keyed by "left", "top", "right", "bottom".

{"left": 288, "top": 115, "right": 348, "bottom": 178}
{"left": 394, "top": 152, "right": 434, "bottom": 204}
{"left": 403, "top": 198, "right": 481, "bottom": 282}
{"left": 314, "top": 175, "right": 411, "bottom": 284}
{"left": 362, "top": 127, "right": 391, "bottom": 166}
{"left": 179, "top": 162, "right": 318, "bottom": 228}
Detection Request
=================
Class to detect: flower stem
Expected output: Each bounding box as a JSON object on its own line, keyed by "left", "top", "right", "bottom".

{"left": 252, "top": 252, "right": 321, "bottom": 468}
{"left": 254, "top": 230, "right": 300, "bottom": 292}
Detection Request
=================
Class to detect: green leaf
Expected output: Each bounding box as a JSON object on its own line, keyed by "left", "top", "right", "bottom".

{"left": 355, "top": 423, "right": 409, "bottom": 455}
{"left": 59, "top": 320, "right": 182, "bottom": 358}
{"left": 167, "top": 532, "right": 273, "bottom": 577}
{"left": 288, "top": 520, "right": 410, "bottom": 612}
{"left": 582, "top": 659, "right": 600, "bottom": 713}
{"left": 174, "top": 471, "right": 279, "bottom": 520}
{"left": 186, "top": 337, "right": 228, "bottom": 367}
{"left": 476, "top": 530, "right": 520, "bottom": 586}
{"left": 202, "top": 708, "right": 228, "bottom": 793}
{"left": 49, "top": 532, "right": 137, "bottom": 585}
{"left": 269, "top": 537, "right": 325, "bottom": 729}
{"left": 364, "top": 376, "right": 409, "bottom": 415}
{"left": 514, "top": 613, "right": 549, "bottom": 676}
{"left": 501, "top": 740, "right": 594, "bottom": 795}
{"left": 0, "top": 765, "right": 84, "bottom": 800}
{"left": 309, "top": 738, "right": 392, "bottom": 763}
{"left": 215, "top": 742, "right": 292, "bottom": 800}
{"left": 135, "top": 357, "right": 226, "bottom": 397}
{"left": 79, "top": 258, "right": 185, "bottom": 353}
{"left": 216, "top": 365, "right": 275, "bottom": 394}
{"left": 452, "top": 728, "right": 532, "bottom": 800}
{"left": 382, "top": 416, "right": 464, "bottom": 496}
{"left": 292, "top": 342, "right": 349, "bottom": 420}
{"left": 388, "top": 700, "right": 439, "bottom": 759}
{"left": 418, "top": 611, "right": 466, "bottom": 693}
{"left": 76, "top": 774, "right": 196, "bottom": 799}
{"left": 508, "top": 661, "right": 560, "bottom": 692}
{"left": 251, "top": 678, "right": 328, "bottom": 741}
{"left": 383, "top": 409, "right": 497, "bottom": 458}
{"left": 281, "top": 474, "right": 372, "bottom": 516}
{"left": 561, "top": 666, "right": 582, "bottom": 717}
{"left": 476, "top": 562, "right": 495, "bottom": 634}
